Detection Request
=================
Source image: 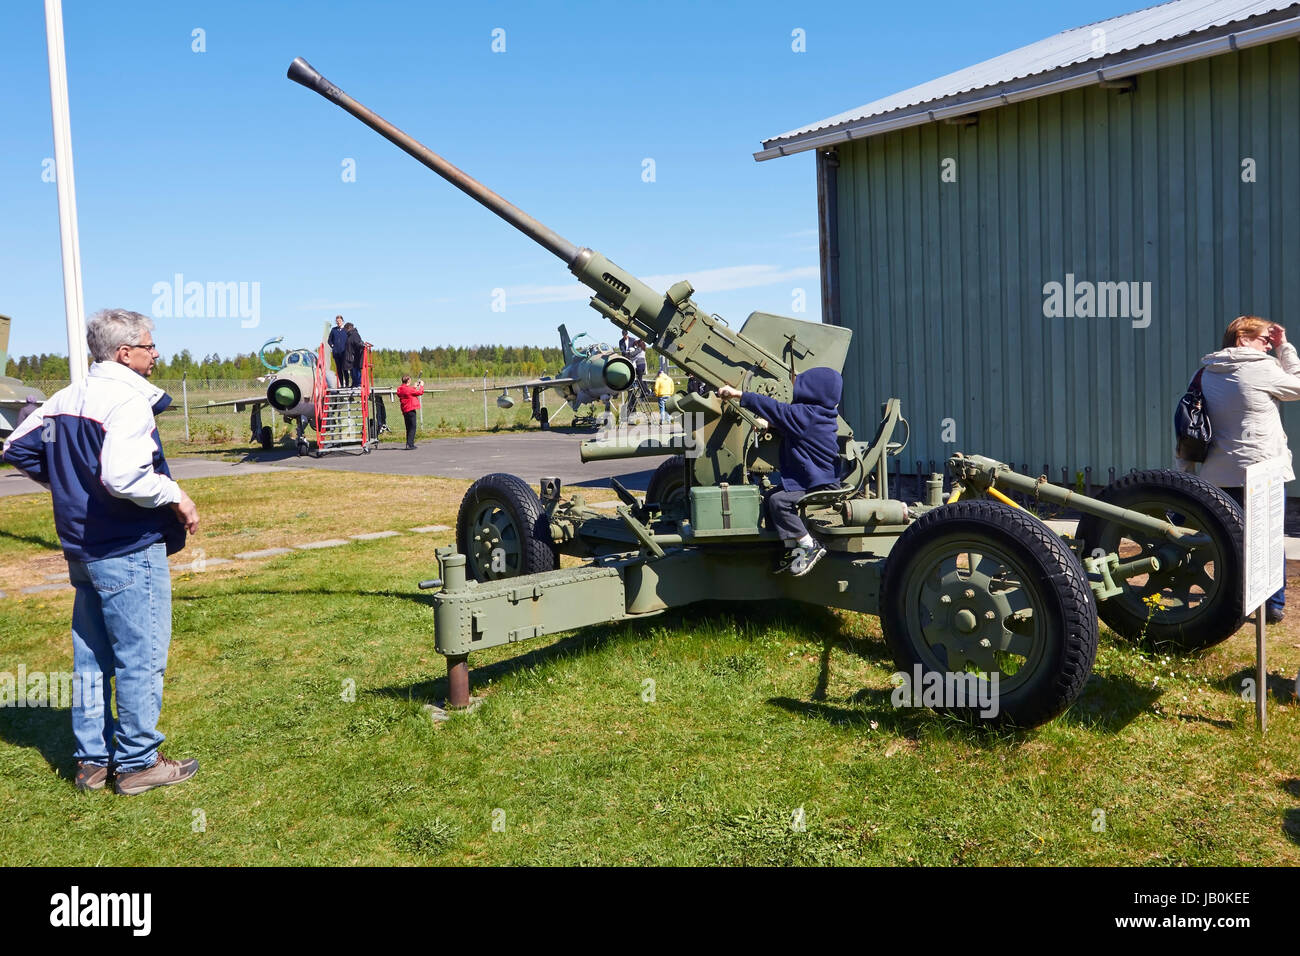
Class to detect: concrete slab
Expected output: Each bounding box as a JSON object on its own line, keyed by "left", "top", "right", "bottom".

{"left": 351, "top": 530, "right": 401, "bottom": 540}
{"left": 43, "top": 572, "right": 69, "bottom": 582}
{"left": 409, "top": 525, "right": 452, "bottom": 533}
{"left": 234, "top": 547, "right": 294, "bottom": 560}
{"left": 1, "top": 457, "right": 290, "bottom": 498}
{"left": 294, "top": 539, "right": 350, "bottom": 550}
{"left": 172, "top": 557, "right": 234, "bottom": 572}
{"left": 20, "top": 583, "right": 72, "bottom": 595}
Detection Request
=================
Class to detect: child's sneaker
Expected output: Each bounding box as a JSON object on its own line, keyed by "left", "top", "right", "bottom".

{"left": 789, "top": 542, "right": 827, "bottom": 577}
{"left": 773, "top": 549, "right": 800, "bottom": 574}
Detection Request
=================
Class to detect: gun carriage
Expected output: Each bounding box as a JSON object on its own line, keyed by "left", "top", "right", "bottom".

{"left": 289, "top": 58, "right": 1245, "bottom": 727}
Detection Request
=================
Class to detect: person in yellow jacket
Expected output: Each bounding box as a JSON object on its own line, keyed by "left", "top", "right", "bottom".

{"left": 653, "top": 360, "right": 675, "bottom": 423}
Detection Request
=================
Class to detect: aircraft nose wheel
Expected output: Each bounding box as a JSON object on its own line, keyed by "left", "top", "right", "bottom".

{"left": 296, "top": 439, "right": 308, "bottom": 457}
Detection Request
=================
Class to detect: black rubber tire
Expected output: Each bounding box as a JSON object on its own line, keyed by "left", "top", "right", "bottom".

{"left": 881, "top": 499, "right": 1098, "bottom": 728}
{"left": 259, "top": 426, "right": 273, "bottom": 450}
{"left": 646, "top": 455, "right": 688, "bottom": 517}
{"left": 456, "top": 473, "right": 559, "bottom": 582}
{"left": 1074, "top": 469, "right": 1244, "bottom": 652}
{"left": 538, "top": 406, "right": 550, "bottom": 430}
{"left": 296, "top": 439, "right": 307, "bottom": 457}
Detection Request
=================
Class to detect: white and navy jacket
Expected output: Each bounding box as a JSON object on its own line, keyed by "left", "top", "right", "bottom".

{"left": 2, "top": 361, "right": 186, "bottom": 562}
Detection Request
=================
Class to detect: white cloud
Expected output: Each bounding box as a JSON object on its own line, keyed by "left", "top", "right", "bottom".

{"left": 508, "top": 263, "right": 819, "bottom": 306}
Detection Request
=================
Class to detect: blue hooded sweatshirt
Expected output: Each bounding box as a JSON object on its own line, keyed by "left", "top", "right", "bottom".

{"left": 740, "top": 366, "right": 842, "bottom": 492}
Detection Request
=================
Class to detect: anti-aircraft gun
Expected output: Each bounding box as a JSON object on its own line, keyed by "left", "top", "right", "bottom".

{"left": 288, "top": 58, "right": 1245, "bottom": 727}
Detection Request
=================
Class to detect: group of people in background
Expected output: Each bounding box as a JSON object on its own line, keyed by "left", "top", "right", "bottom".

{"left": 621, "top": 330, "right": 677, "bottom": 422}
{"left": 327, "top": 314, "right": 370, "bottom": 387}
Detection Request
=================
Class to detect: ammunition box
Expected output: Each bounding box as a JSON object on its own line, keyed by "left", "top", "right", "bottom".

{"left": 690, "top": 483, "right": 762, "bottom": 535}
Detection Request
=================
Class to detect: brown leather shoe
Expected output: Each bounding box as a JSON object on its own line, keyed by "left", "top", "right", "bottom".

{"left": 75, "top": 761, "right": 110, "bottom": 792}
{"left": 114, "top": 753, "right": 199, "bottom": 795}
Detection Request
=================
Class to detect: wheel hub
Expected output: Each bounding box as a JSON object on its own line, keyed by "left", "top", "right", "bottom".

{"left": 917, "top": 550, "right": 1037, "bottom": 678}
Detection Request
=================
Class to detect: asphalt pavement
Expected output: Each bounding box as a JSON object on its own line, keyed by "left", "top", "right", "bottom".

{"left": 0, "top": 430, "right": 662, "bottom": 498}
{"left": 236, "top": 429, "right": 663, "bottom": 490}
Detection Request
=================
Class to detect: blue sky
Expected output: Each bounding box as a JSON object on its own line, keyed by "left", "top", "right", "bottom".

{"left": 1, "top": 0, "right": 1139, "bottom": 361}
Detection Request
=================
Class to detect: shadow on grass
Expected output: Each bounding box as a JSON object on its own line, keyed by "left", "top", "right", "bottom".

{"left": 0, "top": 706, "right": 76, "bottom": 782}
{"left": 1215, "top": 667, "right": 1298, "bottom": 705}
{"left": 173, "top": 585, "right": 438, "bottom": 610}
{"left": 1056, "top": 672, "right": 1162, "bottom": 732}
{"left": 791, "top": 638, "right": 1161, "bottom": 738}
{"left": 0, "top": 527, "right": 61, "bottom": 551}
{"left": 371, "top": 599, "right": 864, "bottom": 705}
{"left": 1279, "top": 779, "right": 1300, "bottom": 856}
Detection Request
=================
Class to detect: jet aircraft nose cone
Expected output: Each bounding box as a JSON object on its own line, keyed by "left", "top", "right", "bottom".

{"left": 272, "top": 384, "right": 297, "bottom": 409}
{"left": 603, "top": 357, "right": 633, "bottom": 391}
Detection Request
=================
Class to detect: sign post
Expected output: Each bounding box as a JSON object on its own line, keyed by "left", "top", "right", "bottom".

{"left": 1242, "top": 457, "right": 1287, "bottom": 733}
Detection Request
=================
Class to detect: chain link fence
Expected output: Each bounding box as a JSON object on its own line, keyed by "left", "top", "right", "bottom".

{"left": 21, "top": 375, "right": 679, "bottom": 448}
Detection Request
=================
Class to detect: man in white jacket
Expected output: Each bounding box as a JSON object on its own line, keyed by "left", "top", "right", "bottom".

{"left": 1189, "top": 316, "right": 1300, "bottom": 622}
{"left": 3, "top": 309, "right": 201, "bottom": 793}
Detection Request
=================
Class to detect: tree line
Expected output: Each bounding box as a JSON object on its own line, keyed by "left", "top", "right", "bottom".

{"left": 6, "top": 345, "right": 566, "bottom": 381}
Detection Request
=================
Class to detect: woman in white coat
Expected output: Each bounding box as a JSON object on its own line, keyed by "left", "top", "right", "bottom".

{"left": 1193, "top": 315, "right": 1300, "bottom": 622}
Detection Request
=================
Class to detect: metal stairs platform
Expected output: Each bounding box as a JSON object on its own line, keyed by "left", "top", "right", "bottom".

{"left": 318, "top": 386, "right": 372, "bottom": 452}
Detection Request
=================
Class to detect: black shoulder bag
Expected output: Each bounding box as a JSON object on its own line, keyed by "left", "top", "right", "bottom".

{"left": 1174, "top": 367, "right": 1212, "bottom": 462}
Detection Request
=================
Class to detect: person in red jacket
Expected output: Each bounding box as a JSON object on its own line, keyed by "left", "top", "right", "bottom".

{"left": 397, "top": 374, "right": 424, "bottom": 449}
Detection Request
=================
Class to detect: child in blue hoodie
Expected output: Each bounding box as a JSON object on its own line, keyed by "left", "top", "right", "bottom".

{"left": 717, "top": 366, "right": 842, "bottom": 576}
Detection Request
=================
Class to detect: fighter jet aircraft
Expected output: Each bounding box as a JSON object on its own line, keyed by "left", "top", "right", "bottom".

{"left": 0, "top": 316, "right": 47, "bottom": 438}
{"left": 200, "top": 334, "right": 399, "bottom": 455}
{"left": 479, "top": 324, "right": 645, "bottom": 429}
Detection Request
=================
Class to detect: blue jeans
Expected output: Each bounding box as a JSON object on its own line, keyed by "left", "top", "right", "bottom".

{"left": 67, "top": 542, "right": 172, "bottom": 773}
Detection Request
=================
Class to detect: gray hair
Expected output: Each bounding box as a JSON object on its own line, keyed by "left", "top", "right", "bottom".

{"left": 86, "top": 309, "right": 154, "bottom": 362}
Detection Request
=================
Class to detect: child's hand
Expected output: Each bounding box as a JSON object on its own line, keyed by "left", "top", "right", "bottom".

{"left": 716, "top": 385, "right": 741, "bottom": 400}
{"left": 754, "top": 417, "right": 769, "bottom": 431}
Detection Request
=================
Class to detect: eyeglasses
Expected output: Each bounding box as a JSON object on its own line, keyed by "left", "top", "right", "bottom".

{"left": 122, "top": 342, "right": 159, "bottom": 354}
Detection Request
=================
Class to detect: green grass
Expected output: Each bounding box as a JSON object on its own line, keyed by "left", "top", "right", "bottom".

{"left": 1, "top": 472, "right": 1299, "bottom": 865}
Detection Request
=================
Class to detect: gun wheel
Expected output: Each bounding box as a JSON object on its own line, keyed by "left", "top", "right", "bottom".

{"left": 456, "top": 473, "right": 559, "bottom": 582}
{"left": 881, "top": 500, "right": 1098, "bottom": 727}
{"left": 646, "top": 455, "right": 688, "bottom": 519}
{"left": 1074, "top": 469, "right": 1244, "bottom": 651}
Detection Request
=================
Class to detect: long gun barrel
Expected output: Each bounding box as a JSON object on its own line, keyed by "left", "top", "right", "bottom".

{"left": 285, "top": 58, "right": 801, "bottom": 389}
{"left": 287, "top": 57, "right": 689, "bottom": 350}
{"left": 287, "top": 57, "right": 578, "bottom": 264}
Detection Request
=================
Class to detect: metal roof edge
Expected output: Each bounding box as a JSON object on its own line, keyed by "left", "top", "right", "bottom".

{"left": 755, "top": 9, "right": 1300, "bottom": 162}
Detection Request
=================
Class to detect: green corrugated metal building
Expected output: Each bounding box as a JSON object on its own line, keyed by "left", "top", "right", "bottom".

{"left": 758, "top": 0, "right": 1300, "bottom": 489}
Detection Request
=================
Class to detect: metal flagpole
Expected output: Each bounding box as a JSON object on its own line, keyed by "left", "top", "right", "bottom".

{"left": 44, "top": 0, "right": 88, "bottom": 383}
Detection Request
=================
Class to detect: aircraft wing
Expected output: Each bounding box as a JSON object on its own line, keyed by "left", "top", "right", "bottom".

{"left": 372, "top": 386, "right": 455, "bottom": 397}
{"left": 471, "top": 378, "right": 575, "bottom": 394}
{"left": 198, "top": 387, "right": 448, "bottom": 410}
{"left": 198, "top": 396, "right": 266, "bottom": 413}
